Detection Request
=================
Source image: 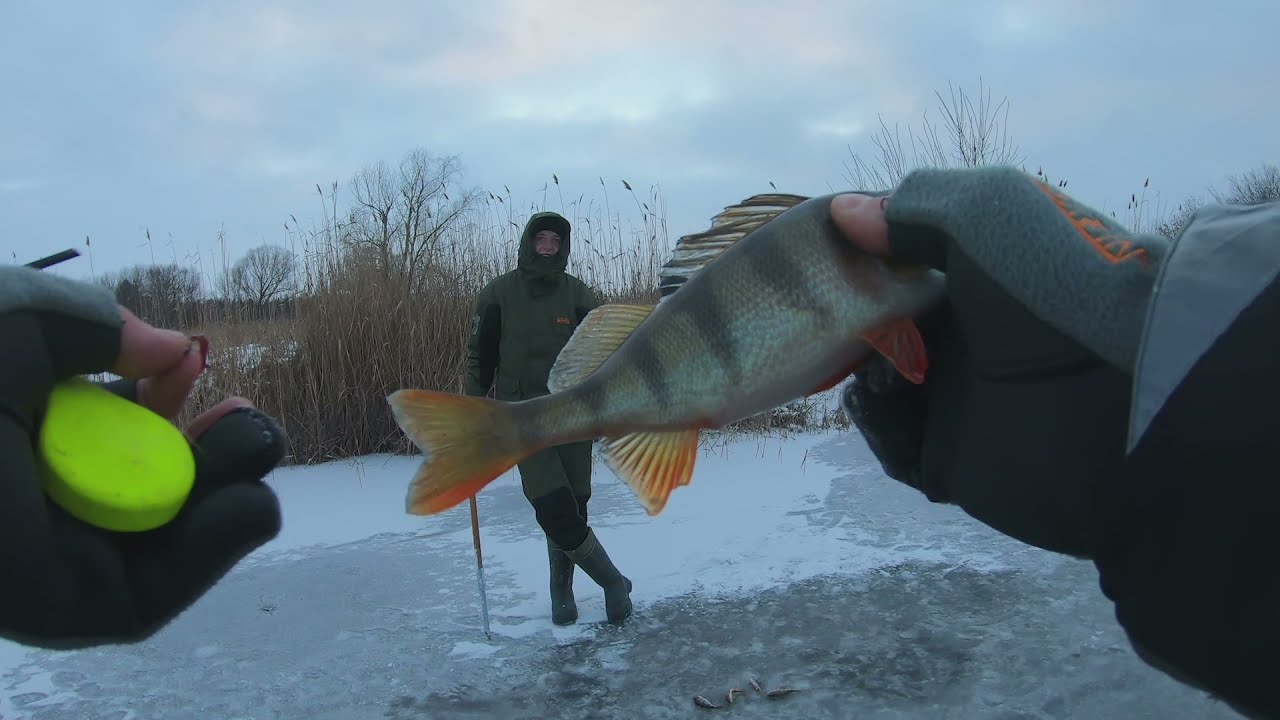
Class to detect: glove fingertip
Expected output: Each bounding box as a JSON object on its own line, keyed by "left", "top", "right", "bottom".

{"left": 191, "top": 406, "right": 289, "bottom": 486}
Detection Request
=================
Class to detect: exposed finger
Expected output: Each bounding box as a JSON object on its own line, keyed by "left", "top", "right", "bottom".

{"left": 135, "top": 343, "right": 205, "bottom": 420}
{"left": 830, "top": 194, "right": 892, "bottom": 256}
{"left": 110, "top": 307, "right": 193, "bottom": 379}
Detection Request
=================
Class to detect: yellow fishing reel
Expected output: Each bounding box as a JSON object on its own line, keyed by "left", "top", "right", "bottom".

{"left": 21, "top": 249, "right": 197, "bottom": 532}
{"left": 38, "top": 377, "right": 196, "bottom": 532}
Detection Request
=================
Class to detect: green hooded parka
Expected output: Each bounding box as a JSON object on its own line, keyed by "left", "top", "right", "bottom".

{"left": 464, "top": 211, "right": 601, "bottom": 501}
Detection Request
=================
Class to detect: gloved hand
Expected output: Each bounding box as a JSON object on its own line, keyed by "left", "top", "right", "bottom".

{"left": 0, "top": 265, "right": 286, "bottom": 649}
{"left": 832, "top": 167, "right": 1170, "bottom": 557}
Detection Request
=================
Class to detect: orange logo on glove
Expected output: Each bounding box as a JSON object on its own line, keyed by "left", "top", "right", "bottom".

{"left": 1034, "top": 181, "right": 1152, "bottom": 268}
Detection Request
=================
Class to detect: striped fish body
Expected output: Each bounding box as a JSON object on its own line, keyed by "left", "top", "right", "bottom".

{"left": 538, "top": 192, "right": 946, "bottom": 436}
{"left": 388, "top": 193, "right": 946, "bottom": 517}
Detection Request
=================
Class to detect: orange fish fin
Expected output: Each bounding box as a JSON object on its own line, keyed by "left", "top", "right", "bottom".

{"left": 386, "top": 389, "right": 531, "bottom": 515}
{"left": 859, "top": 318, "right": 929, "bottom": 384}
{"left": 600, "top": 429, "right": 700, "bottom": 516}
{"left": 548, "top": 303, "right": 654, "bottom": 393}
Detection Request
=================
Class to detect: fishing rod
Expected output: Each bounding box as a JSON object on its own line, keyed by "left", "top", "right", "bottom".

{"left": 470, "top": 494, "right": 492, "bottom": 639}
{"left": 24, "top": 247, "right": 81, "bottom": 270}
{"left": 466, "top": 384, "right": 494, "bottom": 640}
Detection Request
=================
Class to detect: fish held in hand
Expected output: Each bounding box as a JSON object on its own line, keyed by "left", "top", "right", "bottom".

{"left": 388, "top": 192, "right": 945, "bottom": 517}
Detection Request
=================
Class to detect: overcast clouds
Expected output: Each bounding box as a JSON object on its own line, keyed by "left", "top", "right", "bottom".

{"left": 2, "top": 0, "right": 1275, "bottom": 283}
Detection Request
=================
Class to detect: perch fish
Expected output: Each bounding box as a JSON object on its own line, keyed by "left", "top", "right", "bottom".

{"left": 388, "top": 192, "right": 946, "bottom": 516}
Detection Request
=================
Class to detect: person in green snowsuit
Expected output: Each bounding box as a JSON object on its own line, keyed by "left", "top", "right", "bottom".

{"left": 464, "top": 211, "right": 634, "bottom": 626}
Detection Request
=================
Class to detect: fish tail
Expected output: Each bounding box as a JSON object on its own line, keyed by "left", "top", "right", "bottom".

{"left": 387, "top": 389, "right": 533, "bottom": 515}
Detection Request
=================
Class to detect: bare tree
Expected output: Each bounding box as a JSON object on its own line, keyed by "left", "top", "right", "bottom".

{"left": 1155, "top": 195, "right": 1204, "bottom": 240}
{"left": 1209, "top": 162, "right": 1280, "bottom": 206}
{"left": 100, "top": 263, "right": 202, "bottom": 327}
{"left": 844, "top": 78, "right": 1025, "bottom": 189}
{"left": 228, "top": 244, "right": 298, "bottom": 308}
{"left": 343, "top": 148, "right": 483, "bottom": 291}
{"left": 1153, "top": 162, "right": 1278, "bottom": 241}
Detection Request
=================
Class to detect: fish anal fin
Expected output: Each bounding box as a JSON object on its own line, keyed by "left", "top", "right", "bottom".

{"left": 658, "top": 193, "right": 810, "bottom": 298}
{"left": 860, "top": 318, "right": 929, "bottom": 384}
{"left": 601, "top": 429, "right": 699, "bottom": 516}
{"left": 548, "top": 303, "right": 655, "bottom": 393}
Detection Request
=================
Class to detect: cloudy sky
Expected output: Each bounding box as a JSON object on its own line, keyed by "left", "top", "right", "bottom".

{"left": 3, "top": 0, "right": 1276, "bottom": 285}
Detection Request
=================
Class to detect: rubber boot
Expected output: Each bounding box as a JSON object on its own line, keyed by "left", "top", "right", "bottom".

{"left": 565, "top": 528, "right": 633, "bottom": 625}
{"left": 547, "top": 537, "right": 578, "bottom": 625}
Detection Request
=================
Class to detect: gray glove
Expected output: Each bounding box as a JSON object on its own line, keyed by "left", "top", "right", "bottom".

{"left": 838, "top": 166, "right": 1169, "bottom": 556}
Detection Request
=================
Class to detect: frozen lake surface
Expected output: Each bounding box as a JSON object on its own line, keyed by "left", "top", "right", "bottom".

{"left": 0, "top": 429, "right": 1243, "bottom": 719}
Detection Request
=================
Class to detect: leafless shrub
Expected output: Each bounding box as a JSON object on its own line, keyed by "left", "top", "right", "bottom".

{"left": 843, "top": 78, "right": 1025, "bottom": 189}
{"left": 178, "top": 151, "right": 670, "bottom": 463}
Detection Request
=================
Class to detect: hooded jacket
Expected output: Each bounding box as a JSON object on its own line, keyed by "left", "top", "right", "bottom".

{"left": 464, "top": 211, "right": 601, "bottom": 400}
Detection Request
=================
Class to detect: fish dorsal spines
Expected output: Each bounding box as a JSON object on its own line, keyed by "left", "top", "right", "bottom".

{"left": 657, "top": 193, "right": 809, "bottom": 299}
{"left": 547, "top": 303, "right": 656, "bottom": 393}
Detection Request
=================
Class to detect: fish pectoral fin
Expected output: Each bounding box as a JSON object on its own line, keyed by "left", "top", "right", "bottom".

{"left": 601, "top": 429, "right": 699, "bottom": 516}
{"left": 657, "top": 193, "right": 809, "bottom": 299}
{"left": 548, "top": 303, "right": 655, "bottom": 393}
{"left": 859, "top": 318, "right": 929, "bottom": 384}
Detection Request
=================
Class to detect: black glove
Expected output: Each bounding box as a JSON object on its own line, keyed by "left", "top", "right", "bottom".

{"left": 837, "top": 166, "right": 1170, "bottom": 558}
{"left": 0, "top": 266, "right": 286, "bottom": 649}
{"left": 840, "top": 178, "right": 1280, "bottom": 717}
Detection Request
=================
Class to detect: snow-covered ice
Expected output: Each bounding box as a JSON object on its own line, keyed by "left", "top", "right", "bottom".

{"left": 0, "top": 428, "right": 1244, "bottom": 719}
